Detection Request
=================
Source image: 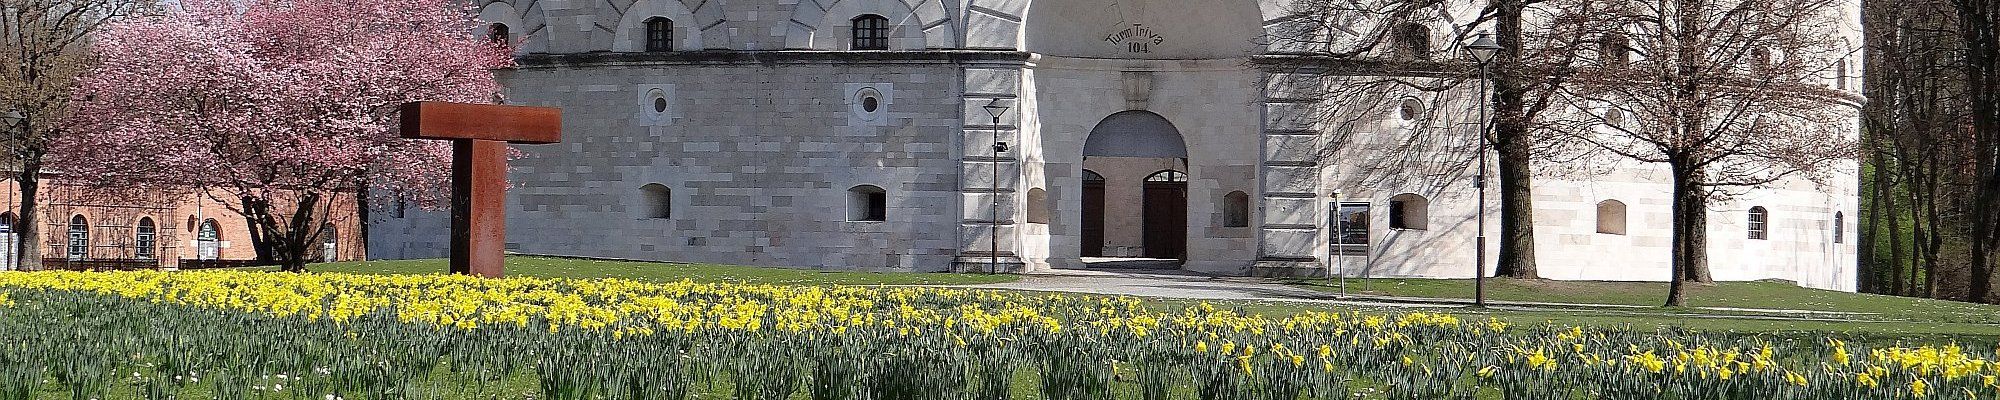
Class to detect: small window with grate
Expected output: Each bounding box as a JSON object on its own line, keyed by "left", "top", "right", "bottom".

{"left": 645, "top": 17, "right": 673, "bottom": 52}
{"left": 852, "top": 15, "right": 890, "bottom": 50}
{"left": 1748, "top": 206, "right": 1769, "bottom": 240}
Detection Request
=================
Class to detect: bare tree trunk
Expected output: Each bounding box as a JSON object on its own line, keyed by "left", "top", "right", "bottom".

{"left": 239, "top": 193, "right": 323, "bottom": 272}
{"left": 14, "top": 157, "right": 41, "bottom": 271}
{"left": 1895, "top": 129, "right": 1939, "bottom": 298}
{"left": 282, "top": 192, "right": 321, "bottom": 271}
{"left": 1862, "top": 145, "right": 1893, "bottom": 294}
{"left": 355, "top": 181, "right": 369, "bottom": 261}
{"left": 1490, "top": 0, "right": 1540, "bottom": 279}
{"left": 1906, "top": 168, "right": 1929, "bottom": 296}
{"left": 1958, "top": 0, "right": 2000, "bottom": 303}
{"left": 241, "top": 196, "right": 274, "bottom": 265}
{"left": 1666, "top": 160, "right": 1709, "bottom": 306}
{"left": 1923, "top": 158, "right": 1944, "bottom": 298}
{"left": 1859, "top": 178, "right": 1880, "bottom": 293}
{"left": 1889, "top": 185, "right": 1908, "bottom": 295}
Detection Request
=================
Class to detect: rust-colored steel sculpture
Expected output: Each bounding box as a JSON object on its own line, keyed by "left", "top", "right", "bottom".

{"left": 400, "top": 101, "right": 562, "bottom": 278}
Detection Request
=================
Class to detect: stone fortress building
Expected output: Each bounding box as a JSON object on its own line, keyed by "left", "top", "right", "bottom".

{"left": 369, "top": 0, "right": 1861, "bottom": 291}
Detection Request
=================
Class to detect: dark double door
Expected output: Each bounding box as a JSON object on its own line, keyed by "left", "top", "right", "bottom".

{"left": 1142, "top": 181, "right": 1187, "bottom": 259}
{"left": 1078, "top": 174, "right": 1186, "bottom": 260}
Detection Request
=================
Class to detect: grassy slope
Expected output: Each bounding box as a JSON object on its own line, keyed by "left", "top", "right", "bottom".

{"left": 1286, "top": 278, "right": 2000, "bottom": 324}
{"left": 1213, "top": 299, "right": 2000, "bottom": 341}
{"left": 291, "top": 256, "right": 1020, "bottom": 286}
{"left": 1268, "top": 278, "right": 2000, "bottom": 340}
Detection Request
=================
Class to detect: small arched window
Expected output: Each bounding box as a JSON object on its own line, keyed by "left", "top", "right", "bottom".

{"left": 1025, "top": 188, "right": 1049, "bottom": 224}
{"left": 851, "top": 14, "right": 890, "bottom": 50}
{"left": 66, "top": 215, "right": 88, "bottom": 260}
{"left": 1596, "top": 200, "right": 1628, "bottom": 235}
{"left": 1081, "top": 169, "right": 1105, "bottom": 182}
{"left": 1145, "top": 170, "right": 1187, "bottom": 182}
{"left": 1601, "top": 33, "right": 1629, "bottom": 68}
{"left": 1833, "top": 211, "right": 1845, "bottom": 244}
{"left": 136, "top": 217, "right": 157, "bottom": 259}
{"left": 197, "top": 219, "right": 221, "bottom": 260}
{"left": 1748, "top": 206, "right": 1769, "bottom": 240}
{"left": 1224, "top": 191, "right": 1250, "bottom": 227}
{"left": 1388, "top": 193, "right": 1429, "bottom": 230}
{"left": 645, "top": 17, "right": 673, "bottom": 52}
{"left": 1393, "top": 23, "right": 1431, "bottom": 61}
{"left": 487, "top": 23, "right": 510, "bottom": 44}
{"left": 640, "top": 183, "right": 671, "bottom": 219}
{"left": 318, "top": 224, "right": 338, "bottom": 262}
{"left": 1835, "top": 60, "right": 1848, "bottom": 90}
{"left": 0, "top": 212, "right": 14, "bottom": 233}
{"left": 848, "top": 185, "right": 887, "bottom": 221}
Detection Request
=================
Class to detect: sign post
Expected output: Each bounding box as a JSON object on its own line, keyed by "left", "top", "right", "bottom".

{"left": 399, "top": 101, "right": 562, "bottom": 278}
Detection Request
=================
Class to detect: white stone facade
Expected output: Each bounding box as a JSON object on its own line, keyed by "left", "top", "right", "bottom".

{"left": 368, "top": 0, "right": 1861, "bottom": 291}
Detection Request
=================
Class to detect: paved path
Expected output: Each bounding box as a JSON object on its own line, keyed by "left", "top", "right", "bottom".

{"left": 952, "top": 268, "right": 1897, "bottom": 324}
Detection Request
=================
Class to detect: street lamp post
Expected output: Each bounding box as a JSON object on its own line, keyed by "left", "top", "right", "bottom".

{"left": 983, "top": 99, "right": 1012, "bottom": 274}
{"left": 1464, "top": 32, "right": 1501, "bottom": 308}
{"left": 1, "top": 110, "right": 22, "bottom": 272}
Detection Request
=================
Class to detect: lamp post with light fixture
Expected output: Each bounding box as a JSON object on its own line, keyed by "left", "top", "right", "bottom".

{"left": 1, "top": 110, "right": 22, "bottom": 272}
{"left": 983, "top": 99, "right": 1011, "bottom": 274}
{"left": 1463, "top": 31, "right": 1501, "bottom": 308}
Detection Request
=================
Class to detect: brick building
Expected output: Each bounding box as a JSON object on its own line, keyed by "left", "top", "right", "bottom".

{"left": 0, "top": 175, "right": 364, "bottom": 271}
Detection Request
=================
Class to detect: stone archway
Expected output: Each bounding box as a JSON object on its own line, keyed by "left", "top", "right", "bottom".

{"left": 1080, "top": 110, "right": 1188, "bottom": 262}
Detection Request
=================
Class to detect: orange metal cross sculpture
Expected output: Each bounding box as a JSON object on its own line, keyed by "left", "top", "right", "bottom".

{"left": 399, "top": 101, "right": 562, "bottom": 278}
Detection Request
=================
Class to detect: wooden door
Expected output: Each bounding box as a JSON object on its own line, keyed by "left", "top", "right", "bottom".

{"left": 1081, "top": 180, "right": 1106, "bottom": 257}
{"left": 1142, "top": 181, "right": 1187, "bottom": 259}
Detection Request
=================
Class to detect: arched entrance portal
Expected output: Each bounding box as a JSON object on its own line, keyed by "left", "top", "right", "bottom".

{"left": 1080, "top": 110, "right": 1189, "bottom": 262}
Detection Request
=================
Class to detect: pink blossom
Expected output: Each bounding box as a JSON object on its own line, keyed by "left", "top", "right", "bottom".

{"left": 56, "top": 0, "right": 510, "bottom": 206}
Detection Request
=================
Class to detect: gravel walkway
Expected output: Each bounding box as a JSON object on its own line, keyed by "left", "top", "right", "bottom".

{"left": 951, "top": 268, "right": 1896, "bottom": 324}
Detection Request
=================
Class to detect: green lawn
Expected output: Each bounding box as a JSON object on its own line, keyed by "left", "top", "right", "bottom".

{"left": 287, "top": 256, "right": 1020, "bottom": 286}
{"left": 1284, "top": 277, "right": 2000, "bottom": 324}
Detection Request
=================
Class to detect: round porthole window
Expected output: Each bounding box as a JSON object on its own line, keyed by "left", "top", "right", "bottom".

{"left": 853, "top": 87, "right": 886, "bottom": 121}
{"left": 1397, "top": 98, "right": 1424, "bottom": 121}
{"left": 645, "top": 88, "right": 669, "bottom": 117}
{"left": 1604, "top": 108, "right": 1626, "bottom": 126}
{"left": 855, "top": 87, "right": 884, "bottom": 114}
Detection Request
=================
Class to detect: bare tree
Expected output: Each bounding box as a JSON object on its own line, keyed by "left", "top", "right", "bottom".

{"left": 1263, "top": 0, "right": 1609, "bottom": 280}
{"left": 0, "top": 0, "right": 147, "bottom": 271}
{"left": 1557, "top": 0, "right": 1859, "bottom": 306}
{"left": 1950, "top": 0, "right": 2000, "bottom": 304}
{"left": 1859, "top": 0, "right": 1972, "bottom": 300}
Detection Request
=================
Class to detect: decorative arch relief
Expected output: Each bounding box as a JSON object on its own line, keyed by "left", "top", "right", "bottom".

{"left": 786, "top": 0, "right": 958, "bottom": 50}
{"left": 479, "top": 1, "right": 546, "bottom": 54}
{"left": 611, "top": 0, "right": 721, "bottom": 51}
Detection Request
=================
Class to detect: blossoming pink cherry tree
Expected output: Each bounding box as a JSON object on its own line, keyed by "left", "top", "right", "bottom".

{"left": 54, "top": 0, "right": 514, "bottom": 271}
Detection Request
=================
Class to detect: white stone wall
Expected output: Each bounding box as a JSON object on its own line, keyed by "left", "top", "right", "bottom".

{"left": 374, "top": 59, "right": 973, "bottom": 271}
{"left": 368, "top": 0, "right": 1859, "bottom": 290}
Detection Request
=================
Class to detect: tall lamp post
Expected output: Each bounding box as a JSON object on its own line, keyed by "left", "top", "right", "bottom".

{"left": 1464, "top": 32, "right": 1501, "bottom": 308}
{"left": 983, "top": 99, "right": 1012, "bottom": 274}
{"left": 0, "top": 110, "right": 18, "bottom": 272}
